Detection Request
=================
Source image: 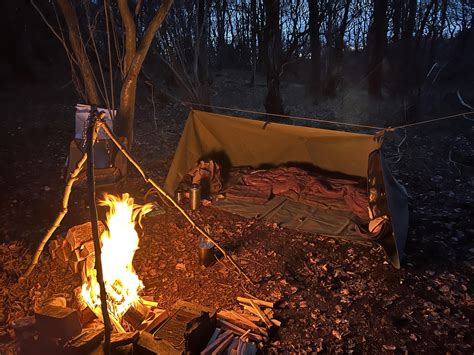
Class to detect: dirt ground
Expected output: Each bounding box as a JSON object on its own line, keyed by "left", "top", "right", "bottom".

{"left": 0, "top": 70, "right": 473, "bottom": 354}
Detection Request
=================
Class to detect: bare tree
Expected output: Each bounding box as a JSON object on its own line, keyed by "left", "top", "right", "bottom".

{"left": 367, "top": 0, "right": 388, "bottom": 97}
{"left": 308, "top": 0, "right": 322, "bottom": 96}
{"left": 263, "top": 0, "right": 284, "bottom": 114}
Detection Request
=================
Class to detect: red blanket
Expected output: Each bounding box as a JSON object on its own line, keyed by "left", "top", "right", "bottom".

{"left": 241, "top": 167, "right": 369, "bottom": 219}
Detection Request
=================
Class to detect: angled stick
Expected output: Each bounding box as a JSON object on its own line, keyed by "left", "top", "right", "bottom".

{"left": 99, "top": 121, "right": 253, "bottom": 284}
{"left": 21, "top": 152, "right": 88, "bottom": 279}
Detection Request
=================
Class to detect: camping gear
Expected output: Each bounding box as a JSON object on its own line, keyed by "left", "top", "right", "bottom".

{"left": 198, "top": 238, "right": 215, "bottom": 267}
{"left": 67, "top": 105, "right": 127, "bottom": 188}
{"left": 175, "top": 189, "right": 185, "bottom": 203}
{"left": 164, "top": 110, "right": 409, "bottom": 269}
{"left": 190, "top": 184, "right": 201, "bottom": 210}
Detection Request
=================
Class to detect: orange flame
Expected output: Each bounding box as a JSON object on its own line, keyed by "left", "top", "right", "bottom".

{"left": 81, "top": 193, "right": 153, "bottom": 320}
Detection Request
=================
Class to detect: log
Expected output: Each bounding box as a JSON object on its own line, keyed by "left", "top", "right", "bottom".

{"left": 210, "top": 332, "right": 235, "bottom": 355}
{"left": 110, "top": 331, "right": 139, "bottom": 348}
{"left": 247, "top": 301, "right": 273, "bottom": 329}
{"left": 217, "top": 311, "right": 267, "bottom": 337}
{"left": 135, "top": 331, "right": 181, "bottom": 355}
{"left": 136, "top": 309, "right": 168, "bottom": 333}
{"left": 65, "top": 222, "right": 105, "bottom": 250}
{"left": 200, "top": 330, "right": 232, "bottom": 355}
{"left": 271, "top": 319, "right": 281, "bottom": 327}
{"left": 123, "top": 301, "right": 150, "bottom": 329}
{"left": 216, "top": 319, "right": 264, "bottom": 342}
{"left": 205, "top": 328, "right": 222, "bottom": 347}
{"left": 35, "top": 304, "right": 82, "bottom": 340}
{"left": 237, "top": 297, "right": 273, "bottom": 309}
{"left": 64, "top": 327, "right": 104, "bottom": 354}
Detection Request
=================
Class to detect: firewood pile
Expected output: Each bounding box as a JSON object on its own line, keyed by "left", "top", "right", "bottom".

{"left": 13, "top": 292, "right": 279, "bottom": 354}
{"left": 48, "top": 222, "right": 105, "bottom": 276}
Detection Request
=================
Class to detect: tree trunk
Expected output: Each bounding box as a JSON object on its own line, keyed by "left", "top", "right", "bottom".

{"left": 115, "top": 0, "right": 174, "bottom": 146}
{"left": 367, "top": 0, "right": 388, "bottom": 98}
{"left": 57, "top": 0, "right": 100, "bottom": 105}
{"left": 197, "top": 0, "right": 209, "bottom": 84}
{"left": 308, "top": 0, "right": 321, "bottom": 96}
{"left": 216, "top": 0, "right": 227, "bottom": 70}
{"left": 263, "top": 0, "right": 284, "bottom": 114}
{"left": 392, "top": 0, "right": 402, "bottom": 42}
{"left": 250, "top": 0, "right": 257, "bottom": 86}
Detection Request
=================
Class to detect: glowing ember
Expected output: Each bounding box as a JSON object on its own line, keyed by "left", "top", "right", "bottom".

{"left": 81, "top": 193, "right": 152, "bottom": 320}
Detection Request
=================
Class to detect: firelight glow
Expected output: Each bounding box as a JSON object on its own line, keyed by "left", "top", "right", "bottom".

{"left": 81, "top": 193, "right": 152, "bottom": 320}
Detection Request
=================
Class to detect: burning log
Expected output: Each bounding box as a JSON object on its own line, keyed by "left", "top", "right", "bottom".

{"left": 123, "top": 300, "right": 150, "bottom": 329}
{"left": 136, "top": 309, "right": 168, "bottom": 333}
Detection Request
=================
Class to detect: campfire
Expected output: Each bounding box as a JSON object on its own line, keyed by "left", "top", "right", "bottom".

{"left": 80, "top": 193, "right": 152, "bottom": 323}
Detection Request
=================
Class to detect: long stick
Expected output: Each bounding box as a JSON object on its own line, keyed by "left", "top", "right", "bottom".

{"left": 99, "top": 122, "right": 253, "bottom": 284}
{"left": 87, "top": 113, "right": 112, "bottom": 355}
{"left": 21, "top": 153, "right": 88, "bottom": 279}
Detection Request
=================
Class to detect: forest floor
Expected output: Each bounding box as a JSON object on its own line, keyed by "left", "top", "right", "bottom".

{"left": 0, "top": 69, "right": 473, "bottom": 354}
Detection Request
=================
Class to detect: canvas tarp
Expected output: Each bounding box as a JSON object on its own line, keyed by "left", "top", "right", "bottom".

{"left": 164, "top": 110, "right": 408, "bottom": 268}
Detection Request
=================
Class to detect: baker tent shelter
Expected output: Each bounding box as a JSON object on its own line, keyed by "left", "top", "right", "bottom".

{"left": 164, "top": 110, "right": 409, "bottom": 268}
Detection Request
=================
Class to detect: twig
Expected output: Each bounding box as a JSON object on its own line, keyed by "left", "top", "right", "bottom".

{"left": 98, "top": 121, "right": 253, "bottom": 284}
{"left": 21, "top": 153, "right": 87, "bottom": 279}
{"left": 457, "top": 90, "right": 474, "bottom": 122}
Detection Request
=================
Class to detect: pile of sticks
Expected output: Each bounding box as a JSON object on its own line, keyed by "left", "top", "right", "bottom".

{"left": 202, "top": 296, "right": 280, "bottom": 354}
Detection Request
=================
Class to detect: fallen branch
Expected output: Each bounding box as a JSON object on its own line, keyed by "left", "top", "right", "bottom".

{"left": 457, "top": 90, "right": 474, "bottom": 122}
{"left": 98, "top": 121, "right": 253, "bottom": 284}
{"left": 22, "top": 152, "right": 88, "bottom": 278}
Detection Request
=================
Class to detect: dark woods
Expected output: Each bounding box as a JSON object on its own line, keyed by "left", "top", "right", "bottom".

{"left": 1, "top": 0, "right": 473, "bottom": 136}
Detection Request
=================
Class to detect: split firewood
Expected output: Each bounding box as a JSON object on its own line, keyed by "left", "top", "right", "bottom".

{"left": 35, "top": 304, "right": 82, "bottom": 340}
{"left": 110, "top": 331, "right": 139, "bottom": 348}
{"left": 48, "top": 238, "right": 64, "bottom": 259}
{"left": 217, "top": 319, "right": 264, "bottom": 342}
{"left": 227, "top": 336, "right": 239, "bottom": 354}
{"left": 88, "top": 305, "right": 125, "bottom": 333}
{"left": 217, "top": 311, "right": 267, "bottom": 337}
{"left": 248, "top": 300, "right": 273, "bottom": 329}
{"left": 205, "top": 328, "right": 222, "bottom": 347}
{"left": 64, "top": 327, "right": 104, "bottom": 354}
{"left": 211, "top": 332, "right": 235, "bottom": 355}
{"left": 200, "top": 330, "right": 232, "bottom": 355}
{"left": 136, "top": 309, "right": 168, "bottom": 333}
{"left": 79, "top": 240, "right": 95, "bottom": 259}
{"left": 65, "top": 222, "right": 105, "bottom": 250}
{"left": 271, "top": 319, "right": 281, "bottom": 327}
{"left": 123, "top": 300, "right": 150, "bottom": 329}
{"left": 241, "top": 305, "right": 275, "bottom": 323}
{"left": 237, "top": 341, "right": 257, "bottom": 355}
{"left": 237, "top": 297, "right": 274, "bottom": 309}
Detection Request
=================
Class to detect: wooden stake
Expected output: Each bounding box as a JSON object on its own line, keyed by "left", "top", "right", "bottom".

{"left": 87, "top": 111, "right": 112, "bottom": 355}
{"left": 99, "top": 121, "right": 253, "bottom": 284}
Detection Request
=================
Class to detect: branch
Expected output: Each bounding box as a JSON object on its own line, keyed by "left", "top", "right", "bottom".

{"left": 117, "top": 0, "right": 136, "bottom": 77}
